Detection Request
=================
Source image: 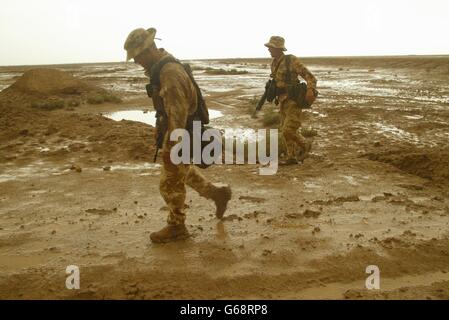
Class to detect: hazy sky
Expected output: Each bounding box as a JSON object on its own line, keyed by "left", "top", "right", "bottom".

{"left": 1, "top": 0, "right": 448, "bottom": 66}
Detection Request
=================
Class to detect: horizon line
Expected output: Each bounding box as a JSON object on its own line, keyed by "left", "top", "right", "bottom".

{"left": 1, "top": 53, "right": 448, "bottom": 68}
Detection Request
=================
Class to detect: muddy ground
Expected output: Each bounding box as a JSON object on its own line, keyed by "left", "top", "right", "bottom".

{"left": 1, "top": 56, "right": 449, "bottom": 300}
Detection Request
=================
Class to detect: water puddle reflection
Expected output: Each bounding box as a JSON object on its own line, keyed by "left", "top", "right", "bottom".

{"left": 104, "top": 109, "right": 224, "bottom": 127}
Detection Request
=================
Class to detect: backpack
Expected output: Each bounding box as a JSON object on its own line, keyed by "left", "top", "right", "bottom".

{"left": 149, "top": 55, "right": 210, "bottom": 125}
{"left": 146, "top": 56, "right": 216, "bottom": 168}
{"left": 284, "top": 55, "right": 315, "bottom": 109}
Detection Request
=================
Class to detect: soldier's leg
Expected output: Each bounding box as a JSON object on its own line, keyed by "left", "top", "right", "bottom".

{"left": 151, "top": 87, "right": 191, "bottom": 243}
{"left": 186, "top": 165, "right": 232, "bottom": 219}
{"left": 278, "top": 103, "right": 288, "bottom": 157}
{"left": 150, "top": 150, "right": 190, "bottom": 243}
{"left": 185, "top": 165, "right": 213, "bottom": 197}
{"left": 281, "top": 99, "right": 305, "bottom": 160}
{"left": 160, "top": 151, "right": 189, "bottom": 225}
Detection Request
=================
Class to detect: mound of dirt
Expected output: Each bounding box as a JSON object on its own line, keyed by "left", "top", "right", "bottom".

{"left": 365, "top": 149, "right": 449, "bottom": 183}
{"left": 0, "top": 103, "right": 155, "bottom": 163}
{"left": 0, "top": 68, "right": 115, "bottom": 108}
{"left": 6, "top": 68, "right": 97, "bottom": 95}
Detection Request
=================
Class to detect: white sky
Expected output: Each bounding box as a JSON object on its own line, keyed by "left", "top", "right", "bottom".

{"left": 1, "top": 0, "right": 448, "bottom": 66}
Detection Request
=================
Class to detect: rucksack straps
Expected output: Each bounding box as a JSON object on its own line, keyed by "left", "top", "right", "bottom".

{"left": 150, "top": 55, "right": 209, "bottom": 125}
{"left": 284, "top": 54, "right": 295, "bottom": 84}
{"left": 271, "top": 54, "right": 285, "bottom": 79}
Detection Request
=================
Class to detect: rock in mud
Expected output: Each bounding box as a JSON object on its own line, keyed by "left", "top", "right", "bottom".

{"left": 70, "top": 165, "right": 82, "bottom": 173}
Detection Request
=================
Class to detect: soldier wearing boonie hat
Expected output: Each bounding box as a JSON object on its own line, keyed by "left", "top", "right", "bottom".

{"left": 124, "top": 28, "right": 158, "bottom": 62}
{"left": 264, "top": 35, "right": 318, "bottom": 166}
{"left": 123, "top": 28, "right": 232, "bottom": 244}
{"left": 265, "top": 36, "right": 288, "bottom": 51}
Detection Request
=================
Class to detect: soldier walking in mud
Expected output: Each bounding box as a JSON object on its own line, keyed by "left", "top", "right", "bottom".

{"left": 124, "top": 27, "right": 232, "bottom": 243}
{"left": 259, "top": 36, "right": 318, "bottom": 165}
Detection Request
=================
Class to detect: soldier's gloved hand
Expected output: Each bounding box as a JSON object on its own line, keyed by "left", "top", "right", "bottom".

{"left": 305, "top": 88, "right": 318, "bottom": 106}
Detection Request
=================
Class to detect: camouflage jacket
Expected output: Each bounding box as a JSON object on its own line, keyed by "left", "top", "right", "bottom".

{"left": 154, "top": 53, "right": 198, "bottom": 149}
{"left": 271, "top": 54, "right": 317, "bottom": 92}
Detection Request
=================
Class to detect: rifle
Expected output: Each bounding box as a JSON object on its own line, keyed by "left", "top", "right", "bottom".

{"left": 146, "top": 83, "right": 168, "bottom": 163}
{"left": 153, "top": 111, "right": 168, "bottom": 162}
{"left": 252, "top": 80, "right": 273, "bottom": 118}
{"left": 252, "top": 90, "right": 268, "bottom": 118}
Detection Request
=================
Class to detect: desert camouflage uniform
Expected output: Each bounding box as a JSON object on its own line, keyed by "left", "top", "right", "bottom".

{"left": 271, "top": 54, "right": 317, "bottom": 160}
{"left": 157, "top": 55, "right": 217, "bottom": 226}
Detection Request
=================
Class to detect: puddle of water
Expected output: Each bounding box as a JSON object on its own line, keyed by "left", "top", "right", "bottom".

{"left": 359, "top": 194, "right": 385, "bottom": 201}
{"left": 410, "top": 197, "right": 430, "bottom": 204}
{"left": 341, "top": 175, "right": 359, "bottom": 186}
{"left": 104, "top": 109, "right": 223, "bottom": 127}
{"left": 373, "top": 122, "right": 420, "bottom": 144}
{"left": 105, "top": 110, "right": 157, "bottom": 126}
{"left": 308, "top": 110, "right": 328, "bottom": 118}
{"left": 38, "top": 147, "right": 51, "bottom": 153}
{"left": 404, "top": 115, "right": 424, "bottom": 120}
{"left": 304, "top": 182, "right": 321, "bottom": 189}
{"left": 0, "top": 161, "right": 66, "bottom": 183}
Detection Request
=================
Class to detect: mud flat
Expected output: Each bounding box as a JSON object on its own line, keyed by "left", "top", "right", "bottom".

{"left": 1, "top": 56, "right": 449, "bottom": 299}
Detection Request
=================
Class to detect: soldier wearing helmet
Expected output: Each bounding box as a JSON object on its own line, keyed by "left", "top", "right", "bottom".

{"left": 124, "top": 28, "right": 232, "bottom": 243}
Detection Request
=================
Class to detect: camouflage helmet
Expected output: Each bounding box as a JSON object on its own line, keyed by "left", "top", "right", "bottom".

{"left": 264, "top": 36, "right": 287, "bottom": 51}
{"left": 124, "top": 28, "right": 157, "bottom": 61}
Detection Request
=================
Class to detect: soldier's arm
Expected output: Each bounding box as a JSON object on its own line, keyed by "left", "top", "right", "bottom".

{"left": 291, "top": 56, "right": 317, "bottom": 89}
{"left": 159, "top": 74, "right": 190, "bottom": 148}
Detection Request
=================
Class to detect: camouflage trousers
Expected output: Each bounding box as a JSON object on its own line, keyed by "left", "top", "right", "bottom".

{"left": 160, "top": 149, "right": 215, "bottom": 226}
{"left": 279, "top": 98, "right": 307, "bottom": 160}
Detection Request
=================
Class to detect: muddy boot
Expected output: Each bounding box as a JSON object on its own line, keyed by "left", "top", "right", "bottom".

{"left": 150, "top": 224, "right": 190, "bottom": 244}
{"left": 280, "top": 158, "right": 299, "bottom": 166}
{"left": 210, "top": 184, "right": 232, "bottom": 219}
{"left": 297, "top": 140, "right": 312, "bottom": 163}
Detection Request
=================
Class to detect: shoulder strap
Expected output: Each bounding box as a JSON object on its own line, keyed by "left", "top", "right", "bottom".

{"left": 182, "top": 63, "right": 210, "bottom": 124}
{"left": 284, "top": 54, "right": 294, "bottom": 83}
{"left": 149, "top": 55, "right": 178, "bottom": 88}
{"left": 271, "top": 55, "right": 285, "bottom": 79}
{"left": 149, "top": 56, "right": 210, "bottom": 125}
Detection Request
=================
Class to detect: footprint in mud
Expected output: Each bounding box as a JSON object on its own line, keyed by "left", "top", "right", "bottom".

{"left": 243, "top": 210, "right": 265, "bottom": 219}
{"left": 303, "top": 210, "right": 322, "bottom": 218}
{"left": 397, "top": 184, "right": 425, "bottom": 191}
{"left": 312, "top": 195, "right": 360, "bottom": 206}
{"left": 285, "top": 209, "right": 321, "bottom": 220}
{"left": 221, "top": 214, "right": 243, "bottom": 222}
{"left": 85, "top": 208, "right": 117, "bottom": 215}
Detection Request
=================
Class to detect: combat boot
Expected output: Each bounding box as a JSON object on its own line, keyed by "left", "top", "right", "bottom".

{"left": 209, "top": 184, "right": 232, "bottom": 219}
{"left": 297, "top": 140, "right": 312, "bottom": 163}
{"left": 150, "top": 224, "right": 190, "bottom": 244}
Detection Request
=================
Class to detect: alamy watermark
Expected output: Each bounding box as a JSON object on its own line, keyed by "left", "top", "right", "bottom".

{"left": 365, "top": 265, "right": 380, "bottom": 290}
{"left": 170, "top": 121, "right": 279, "bottom": 175}
{"left": 66, "top": 265, "right": 80, "bottom": 290}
